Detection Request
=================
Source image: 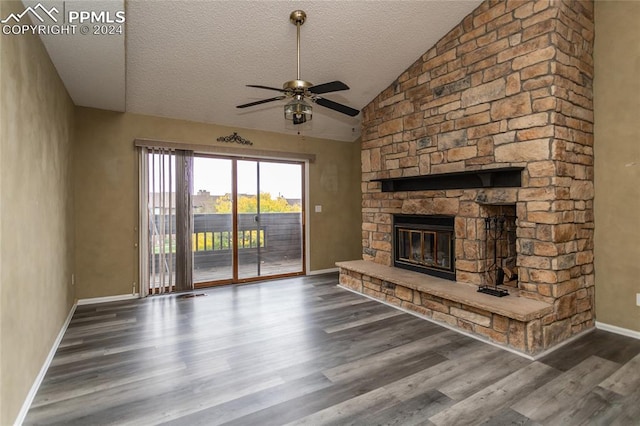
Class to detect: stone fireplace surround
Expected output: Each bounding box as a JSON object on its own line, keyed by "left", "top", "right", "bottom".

{"left": 338, "top": 0, "right": 595, "bottom": 356}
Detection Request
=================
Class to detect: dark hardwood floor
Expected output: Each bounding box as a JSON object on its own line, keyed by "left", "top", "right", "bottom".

{"left": 25, "top": 273, "right": 640, "bottom": 425}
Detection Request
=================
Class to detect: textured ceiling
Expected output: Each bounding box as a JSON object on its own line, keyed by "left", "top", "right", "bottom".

{"left": 28, "top": 0, "right": 483, "bottom": 142}
{"left": 21, "top": 0, "right": 126, "bottom": 111}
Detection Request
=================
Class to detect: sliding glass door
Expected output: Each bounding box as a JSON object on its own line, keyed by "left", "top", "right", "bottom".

{"left": 143, "top": 151, "right": 305, "bottom": 292}
{"left": 254, "top": 161, "right": 304, "bottom": 278}
{"left": 191, "top": 156, "right": 304, "bottom": 286}
{"left": 191, "top": 157, "right": 234, "bottom": 284}
{"left": 236, "top": 160, "right": 304, "bottom": 280}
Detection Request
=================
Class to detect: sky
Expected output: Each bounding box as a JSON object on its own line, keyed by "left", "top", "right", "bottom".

{"left": 193, "top": 157, "right": 302, "bottom": 198}
{"left": 148, "top": 154, "right": 303, "bottom": 199}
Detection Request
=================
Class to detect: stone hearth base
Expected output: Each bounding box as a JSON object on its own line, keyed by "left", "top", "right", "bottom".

{"left": 337, "top": 260, "right": 553, "bottom": 355}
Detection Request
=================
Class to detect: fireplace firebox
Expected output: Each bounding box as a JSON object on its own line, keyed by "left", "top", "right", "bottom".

{"left": 393, "top": 215, "right": 455, "bottom": 280}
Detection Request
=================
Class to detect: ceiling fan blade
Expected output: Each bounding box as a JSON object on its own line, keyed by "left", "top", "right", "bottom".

{"left": 314, "top": 97, "right": 360, "bottom": 117}
{"left": 246, "top": 84, "right": 286, "bottom": 93}
{"left": 237, "top": 96, "right": 286, "bottom": 109}
{"left": 308, "top": 81, "right": 350, "bottom": 95}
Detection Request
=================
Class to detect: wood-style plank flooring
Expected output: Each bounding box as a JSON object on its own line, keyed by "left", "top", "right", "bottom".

{"left": 25, "top": 273, "right": 640, "bottom": 425}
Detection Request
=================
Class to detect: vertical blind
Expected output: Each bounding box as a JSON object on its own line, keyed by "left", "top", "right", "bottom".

{"left": 139, "top": 147, "right": 194, "bottom": 295}
{"left": 174, "top": 150, "right": 194, "bottom": 292}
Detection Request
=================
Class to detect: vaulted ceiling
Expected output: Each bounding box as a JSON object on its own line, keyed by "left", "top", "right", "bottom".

{"left": 25, "top": 0, "right": 482, "bottom": 141}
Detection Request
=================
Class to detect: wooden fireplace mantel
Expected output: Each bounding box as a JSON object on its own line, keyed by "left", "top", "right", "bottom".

{"left": 372, "top": 167, "right": 524, "bottom": 192}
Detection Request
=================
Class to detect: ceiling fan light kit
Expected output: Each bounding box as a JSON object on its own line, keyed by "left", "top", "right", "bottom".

{"left": 284, "top": 95, "right": 312, "bottom": 125}
{"left": 237, "top": 10, "right": 360, "bottom": 125}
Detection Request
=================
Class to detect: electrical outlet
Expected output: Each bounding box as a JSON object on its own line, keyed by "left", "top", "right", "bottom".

{"left": 636, "top": 293, "right": 640, "bottom": 307}
{"left": 71, "top": 274, "right": 75, "bottom": 286}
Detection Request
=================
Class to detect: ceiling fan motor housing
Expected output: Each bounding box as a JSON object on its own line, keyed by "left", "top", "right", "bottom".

{"left": 283, "top": 79, "right": 313, "bottom": 94}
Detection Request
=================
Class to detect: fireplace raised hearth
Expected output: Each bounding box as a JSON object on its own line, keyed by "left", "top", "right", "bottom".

{"left": 393, "top": 215, "right": 455, "bottom": 281}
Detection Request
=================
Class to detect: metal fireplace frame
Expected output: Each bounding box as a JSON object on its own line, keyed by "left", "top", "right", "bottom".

{"left": 392, "top": 214, "right": 456, "bottom": 281}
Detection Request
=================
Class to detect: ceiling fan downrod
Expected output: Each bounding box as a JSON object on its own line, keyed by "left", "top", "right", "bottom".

{"left": 290, "top": 10, "right": 306, "bottom": 82}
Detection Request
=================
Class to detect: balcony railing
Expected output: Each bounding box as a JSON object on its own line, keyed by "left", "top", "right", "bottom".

{"left": 149, "top": 212, "right": 302, "bottom": 271}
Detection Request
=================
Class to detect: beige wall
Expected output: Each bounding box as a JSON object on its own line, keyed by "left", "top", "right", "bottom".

{"left": 0, "top": 2, "right": 76, "bottom": 424}
{"left": 594, "top": 1, "right": 640, "bottom": 332}
{"left": 74, "top": 108, "right": 362, "bottom": 298}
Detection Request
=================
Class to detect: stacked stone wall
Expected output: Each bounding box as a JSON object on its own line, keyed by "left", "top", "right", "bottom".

{"left": 359, "top": 0, "right": 594, "bottom": 349}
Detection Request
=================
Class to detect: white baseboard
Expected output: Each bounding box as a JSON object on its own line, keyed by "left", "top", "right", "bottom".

{"left": 77, "top": 293, "right": 140, "bottom": 305}
{"left": 15, "top": 301, "right": 77, "bottom": 425}
{"left": 529, "top": 327, "right": 595, "bottom": 360}
{"left": 596, "top": 321, "right": 640, "bottom": 340}
{"left": 307, "top": 267, "right": 339, "bottom": 275}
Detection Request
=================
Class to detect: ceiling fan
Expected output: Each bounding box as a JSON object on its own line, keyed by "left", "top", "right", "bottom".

{"left": 236, "top": 10, "right": 360, "bottom": 125}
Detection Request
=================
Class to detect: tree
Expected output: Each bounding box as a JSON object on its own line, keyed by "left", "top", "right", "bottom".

{"left": 214, "top": 193, "right": 301, "bottom": 213}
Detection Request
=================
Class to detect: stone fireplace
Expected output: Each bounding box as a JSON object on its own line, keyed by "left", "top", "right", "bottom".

{"left": 338, "top": 0, "right": 595, "bottom": 355}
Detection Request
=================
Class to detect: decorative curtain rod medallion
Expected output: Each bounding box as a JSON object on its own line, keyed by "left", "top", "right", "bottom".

{"left": 216, "top": 132, "right": 253, "bottom": 146}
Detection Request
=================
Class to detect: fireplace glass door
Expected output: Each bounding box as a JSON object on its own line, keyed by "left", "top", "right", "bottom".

{"left": 398, "top": 229, "right": 451, "bottom": 270}
{"left": 394, "top": 215, "right": 456, "bottom": 280}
